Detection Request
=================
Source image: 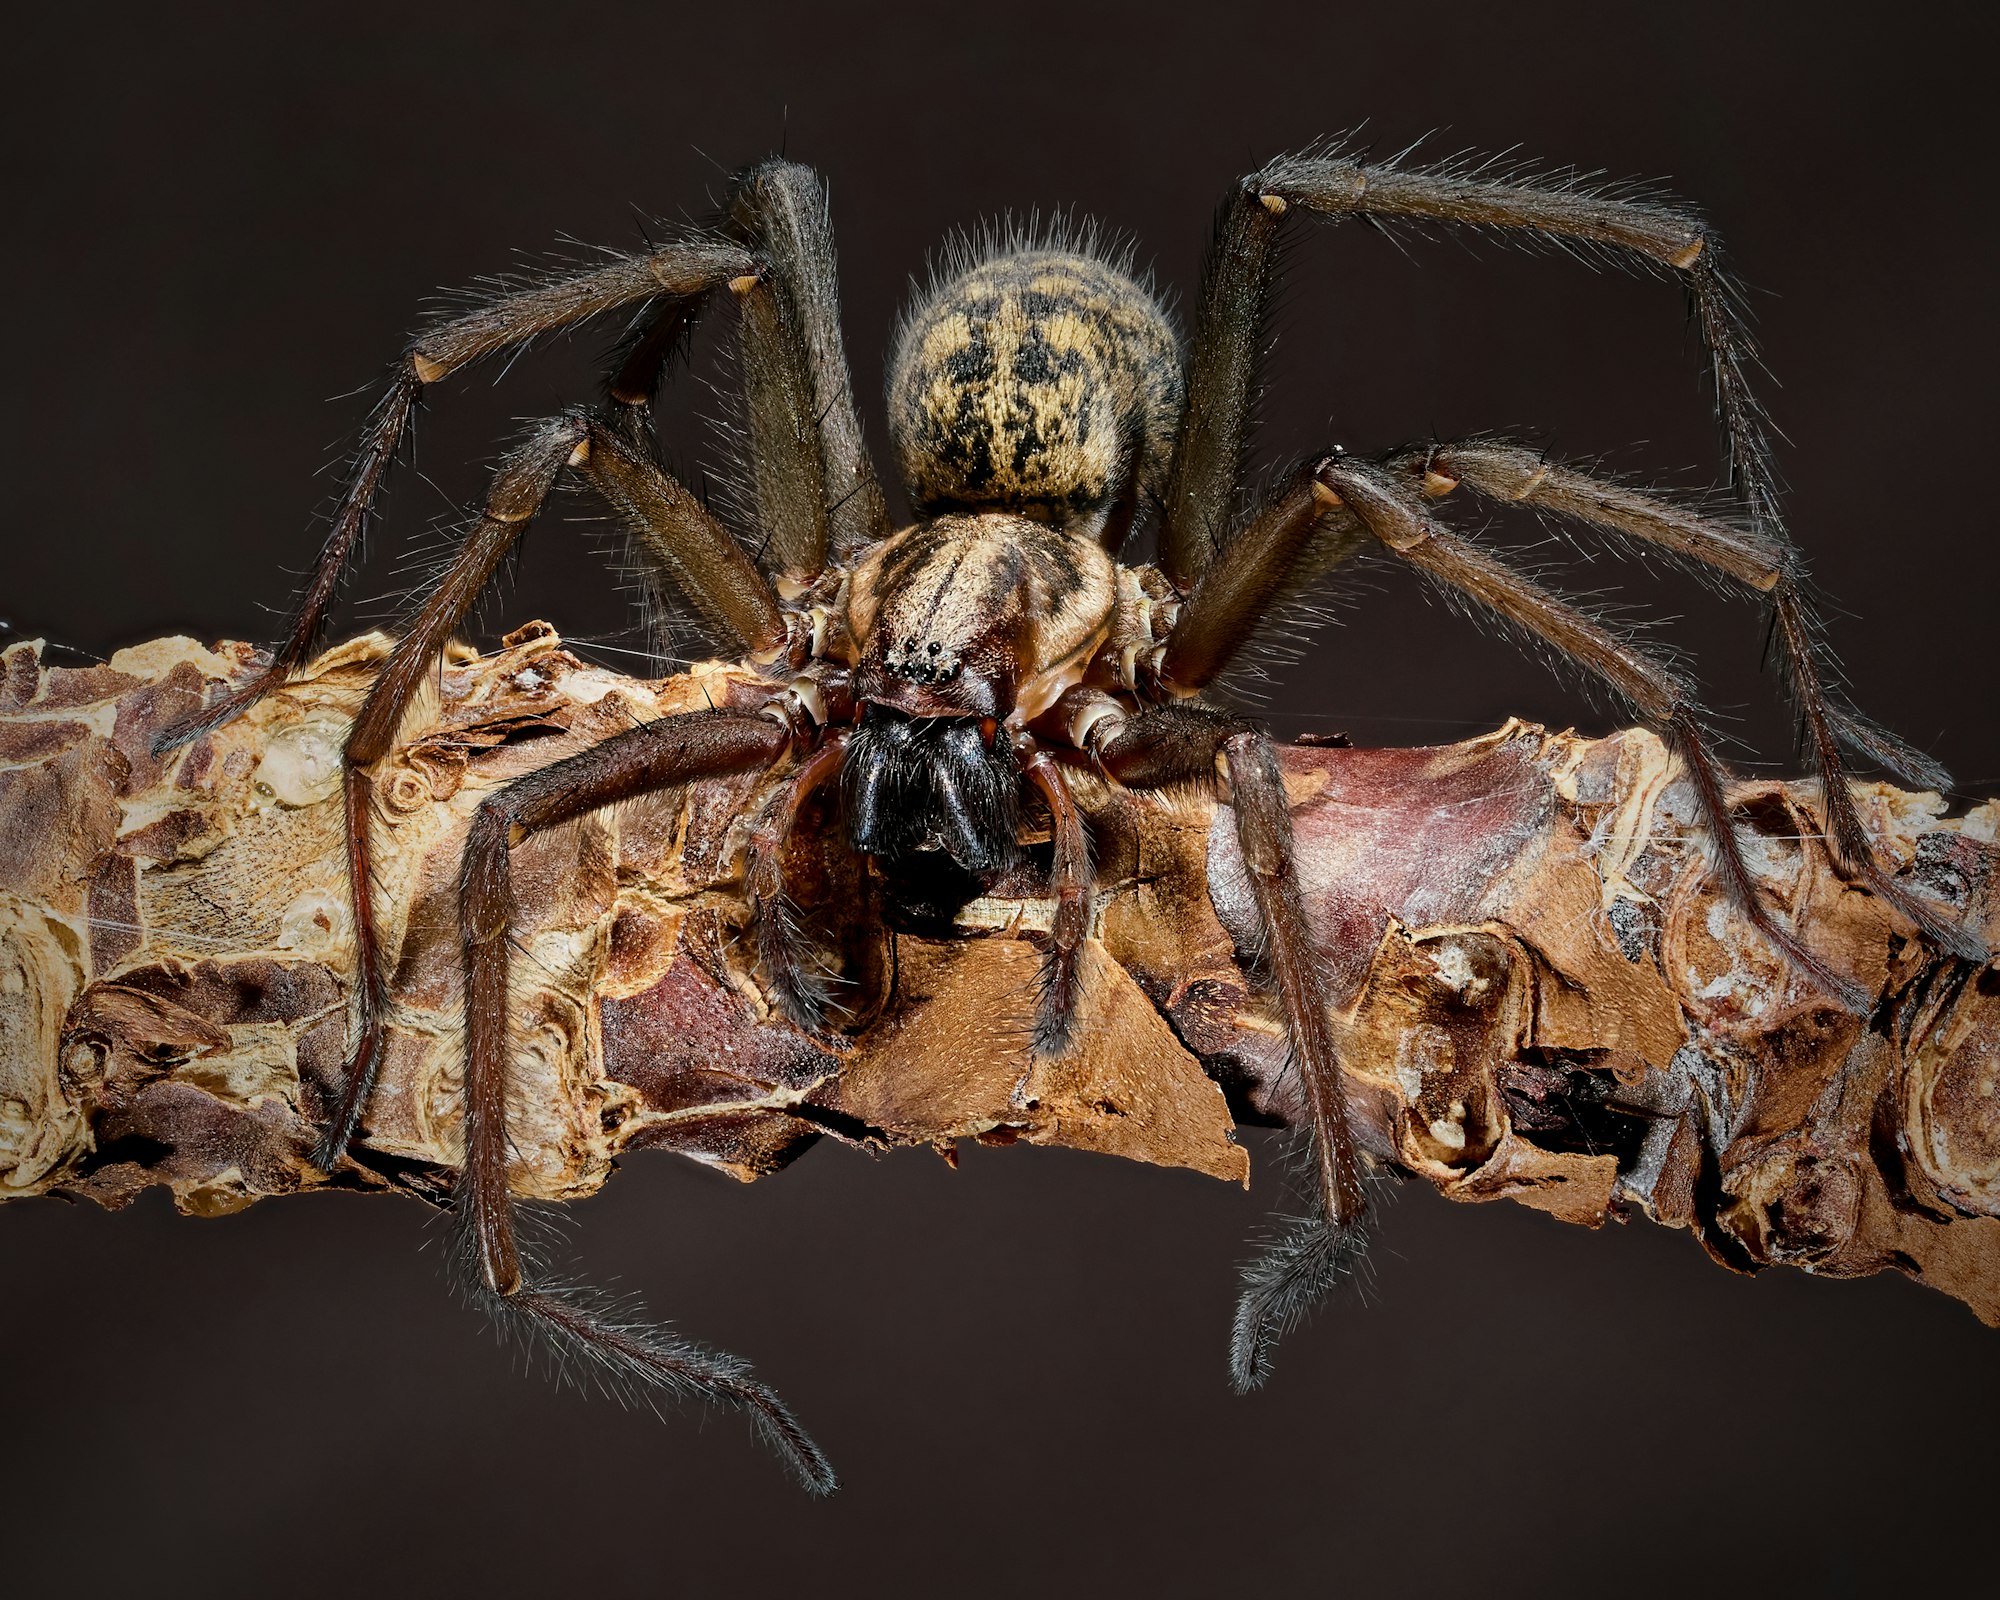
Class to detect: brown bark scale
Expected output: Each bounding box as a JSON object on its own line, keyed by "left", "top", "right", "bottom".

{"left": 3, "top": 625, "right": 1994, "bottom": 1323}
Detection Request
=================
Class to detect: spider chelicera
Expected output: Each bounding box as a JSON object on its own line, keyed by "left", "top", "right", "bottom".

{"left": 156, "top": 144, "right": 1980, "bottom": 1491}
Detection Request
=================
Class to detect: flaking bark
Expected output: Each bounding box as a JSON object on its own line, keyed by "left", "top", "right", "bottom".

{"left": 3, "top": 625, "right": 1994, "bottom": 1322}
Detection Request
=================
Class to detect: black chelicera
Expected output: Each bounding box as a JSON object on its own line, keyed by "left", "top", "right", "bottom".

{"left": 155, "top": 145, "right": 1980, "bottom": 1492}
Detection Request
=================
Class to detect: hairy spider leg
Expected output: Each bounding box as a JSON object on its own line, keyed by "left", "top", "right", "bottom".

{"left": 1161, "top": 143, "right": 1949, "bottom": 858}
{"left": 325, "top": 414, "right": 587, "bottom": 1170}
{"left": 1318, "top": 456, "right": 1875, "bottom": 1006}
{"left": 154, "top": 157, "right": 886, "bottom": 754}
{"left": 1394, "top": 440, "right": 1982, "bottom": 961}
{"left": 744, "top": 732, "right": 852, "bottom": 1039}
{"left": 318, "top": 415, "right": 792, "bottom": 1171}
{"left": 1155, "top": 461, "right": 1362, "bottom": 693}
{"left": 454, "top": 708, "right": 833, "bottom": 1491}
{"left": 150, "top": 241, "right": 755, "bottom": 754}
{"left": 722, "top": 160, "right": 891, "bottom": 560}
{"left": 1089, "top": 706, "right": 1367, "bottom": 1386}
{"left": 234, "top": 162, "right": 868, "bottom": 1168}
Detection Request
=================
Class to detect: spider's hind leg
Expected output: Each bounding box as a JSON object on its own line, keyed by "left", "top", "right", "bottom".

{"left": 1396, "top": 440, "right": 1985, "bottom": 964}
{"left": 1322, "top": 456, "right": 1886, "bottom": 1007}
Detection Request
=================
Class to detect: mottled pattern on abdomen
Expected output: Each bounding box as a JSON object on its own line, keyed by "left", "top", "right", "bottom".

{"left": 887, "top": 248, "right": 1182, "bottom": 527}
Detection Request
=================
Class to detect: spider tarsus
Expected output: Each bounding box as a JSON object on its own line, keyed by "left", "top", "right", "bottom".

{"left": 1031, "top": 940, "right": 1084, "bottom": 1059}
{"left": 1228, "top": 1210, "right": 1372, "bottom": 1395}
{"left": 1825, "top": 704, "right": 1955, "bottom": 796}
{"left": 1857, "top": 863, "right": 1989, "bottom": 967}
{"left": 754, "top": 894, "right": 847, "bottom": 1045}
{"left": 149, "top": 669, "right": 285, "bottom": 758}
{"left": 475, "top": 1279, "right": 838, "bottom": 1495}
{"left": 310, "top": 1015, "right": 388, "bottom": 1172}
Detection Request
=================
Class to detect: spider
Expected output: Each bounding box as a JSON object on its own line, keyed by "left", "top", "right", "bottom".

{"left": 155, "top": 144, "right": 1980, "bottom": 1492}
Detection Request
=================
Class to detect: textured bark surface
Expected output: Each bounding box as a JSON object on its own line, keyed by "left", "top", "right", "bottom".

{"left": 3, "top": 626, "right": 1995, "bottom": 1322}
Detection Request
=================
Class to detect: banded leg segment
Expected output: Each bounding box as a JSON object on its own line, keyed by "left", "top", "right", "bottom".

{"left": 454, "top": 710, "right": 834, "bottom": 1490}
{"left": 1395, "top": 440, "right": 1980, "bottom": 961}
{"left": 1157, "top": 463, "right": 1362, "bottom": 694}
{"left": 317, "top": 417, "right": 789, "bottom": 1170}
{"left": 1092, "top": 705, "right": 1367, "bottom": 1385}
{"left": 1404, "top": 440, "right": 1948, "bottom": 781}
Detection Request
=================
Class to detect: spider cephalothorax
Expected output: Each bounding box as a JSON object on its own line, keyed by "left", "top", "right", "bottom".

{"left": 838, "top": 247, "right": 1174, "bottom": 869}
{"left": 153, "top": 148, "right": 1982, "bottom": 1493}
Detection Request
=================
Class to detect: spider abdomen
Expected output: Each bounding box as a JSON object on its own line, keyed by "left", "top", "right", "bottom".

{"left": 887, "top": 248, "right": 1181, "bottom": 531}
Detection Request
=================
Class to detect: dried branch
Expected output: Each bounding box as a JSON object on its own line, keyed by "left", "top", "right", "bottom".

{"left": 3, "top": 625, "right": 1994, "bottom": 1322}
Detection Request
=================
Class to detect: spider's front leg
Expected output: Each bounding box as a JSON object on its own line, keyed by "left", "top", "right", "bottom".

{"left": 1060, "top": 695, "right": 1371, "bottom": 1387}
{"left": 316, "top": 413, "right": 795, "bottom": 1169}
{"left": 454, "top": 708, "right": 835, "bottom": 1492}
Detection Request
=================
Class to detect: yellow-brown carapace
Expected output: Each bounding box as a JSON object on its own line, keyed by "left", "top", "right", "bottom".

{"left": 886, "top": 244, "right": 1181, "bottom": 535}
{"left": 845, "top": 512, "right": 1118, "bottom": 720}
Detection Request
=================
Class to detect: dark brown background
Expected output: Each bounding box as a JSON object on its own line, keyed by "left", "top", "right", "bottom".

{"left": 5, "top": 3, "right": 1995, "bottom": 1595}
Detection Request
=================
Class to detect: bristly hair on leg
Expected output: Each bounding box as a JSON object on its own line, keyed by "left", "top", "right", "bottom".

{"left": 1229, "top": 1203, "right": 1373, "bottom": 1395}
{"left": 450, "top": 1203, "right": 838, "bottom": 1494}
{"left": 1228, "top": 1120, "right": 1376, "bottom": 1394}
{"left": 754, "top": 880, "right": 850, "bottom": 1040}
